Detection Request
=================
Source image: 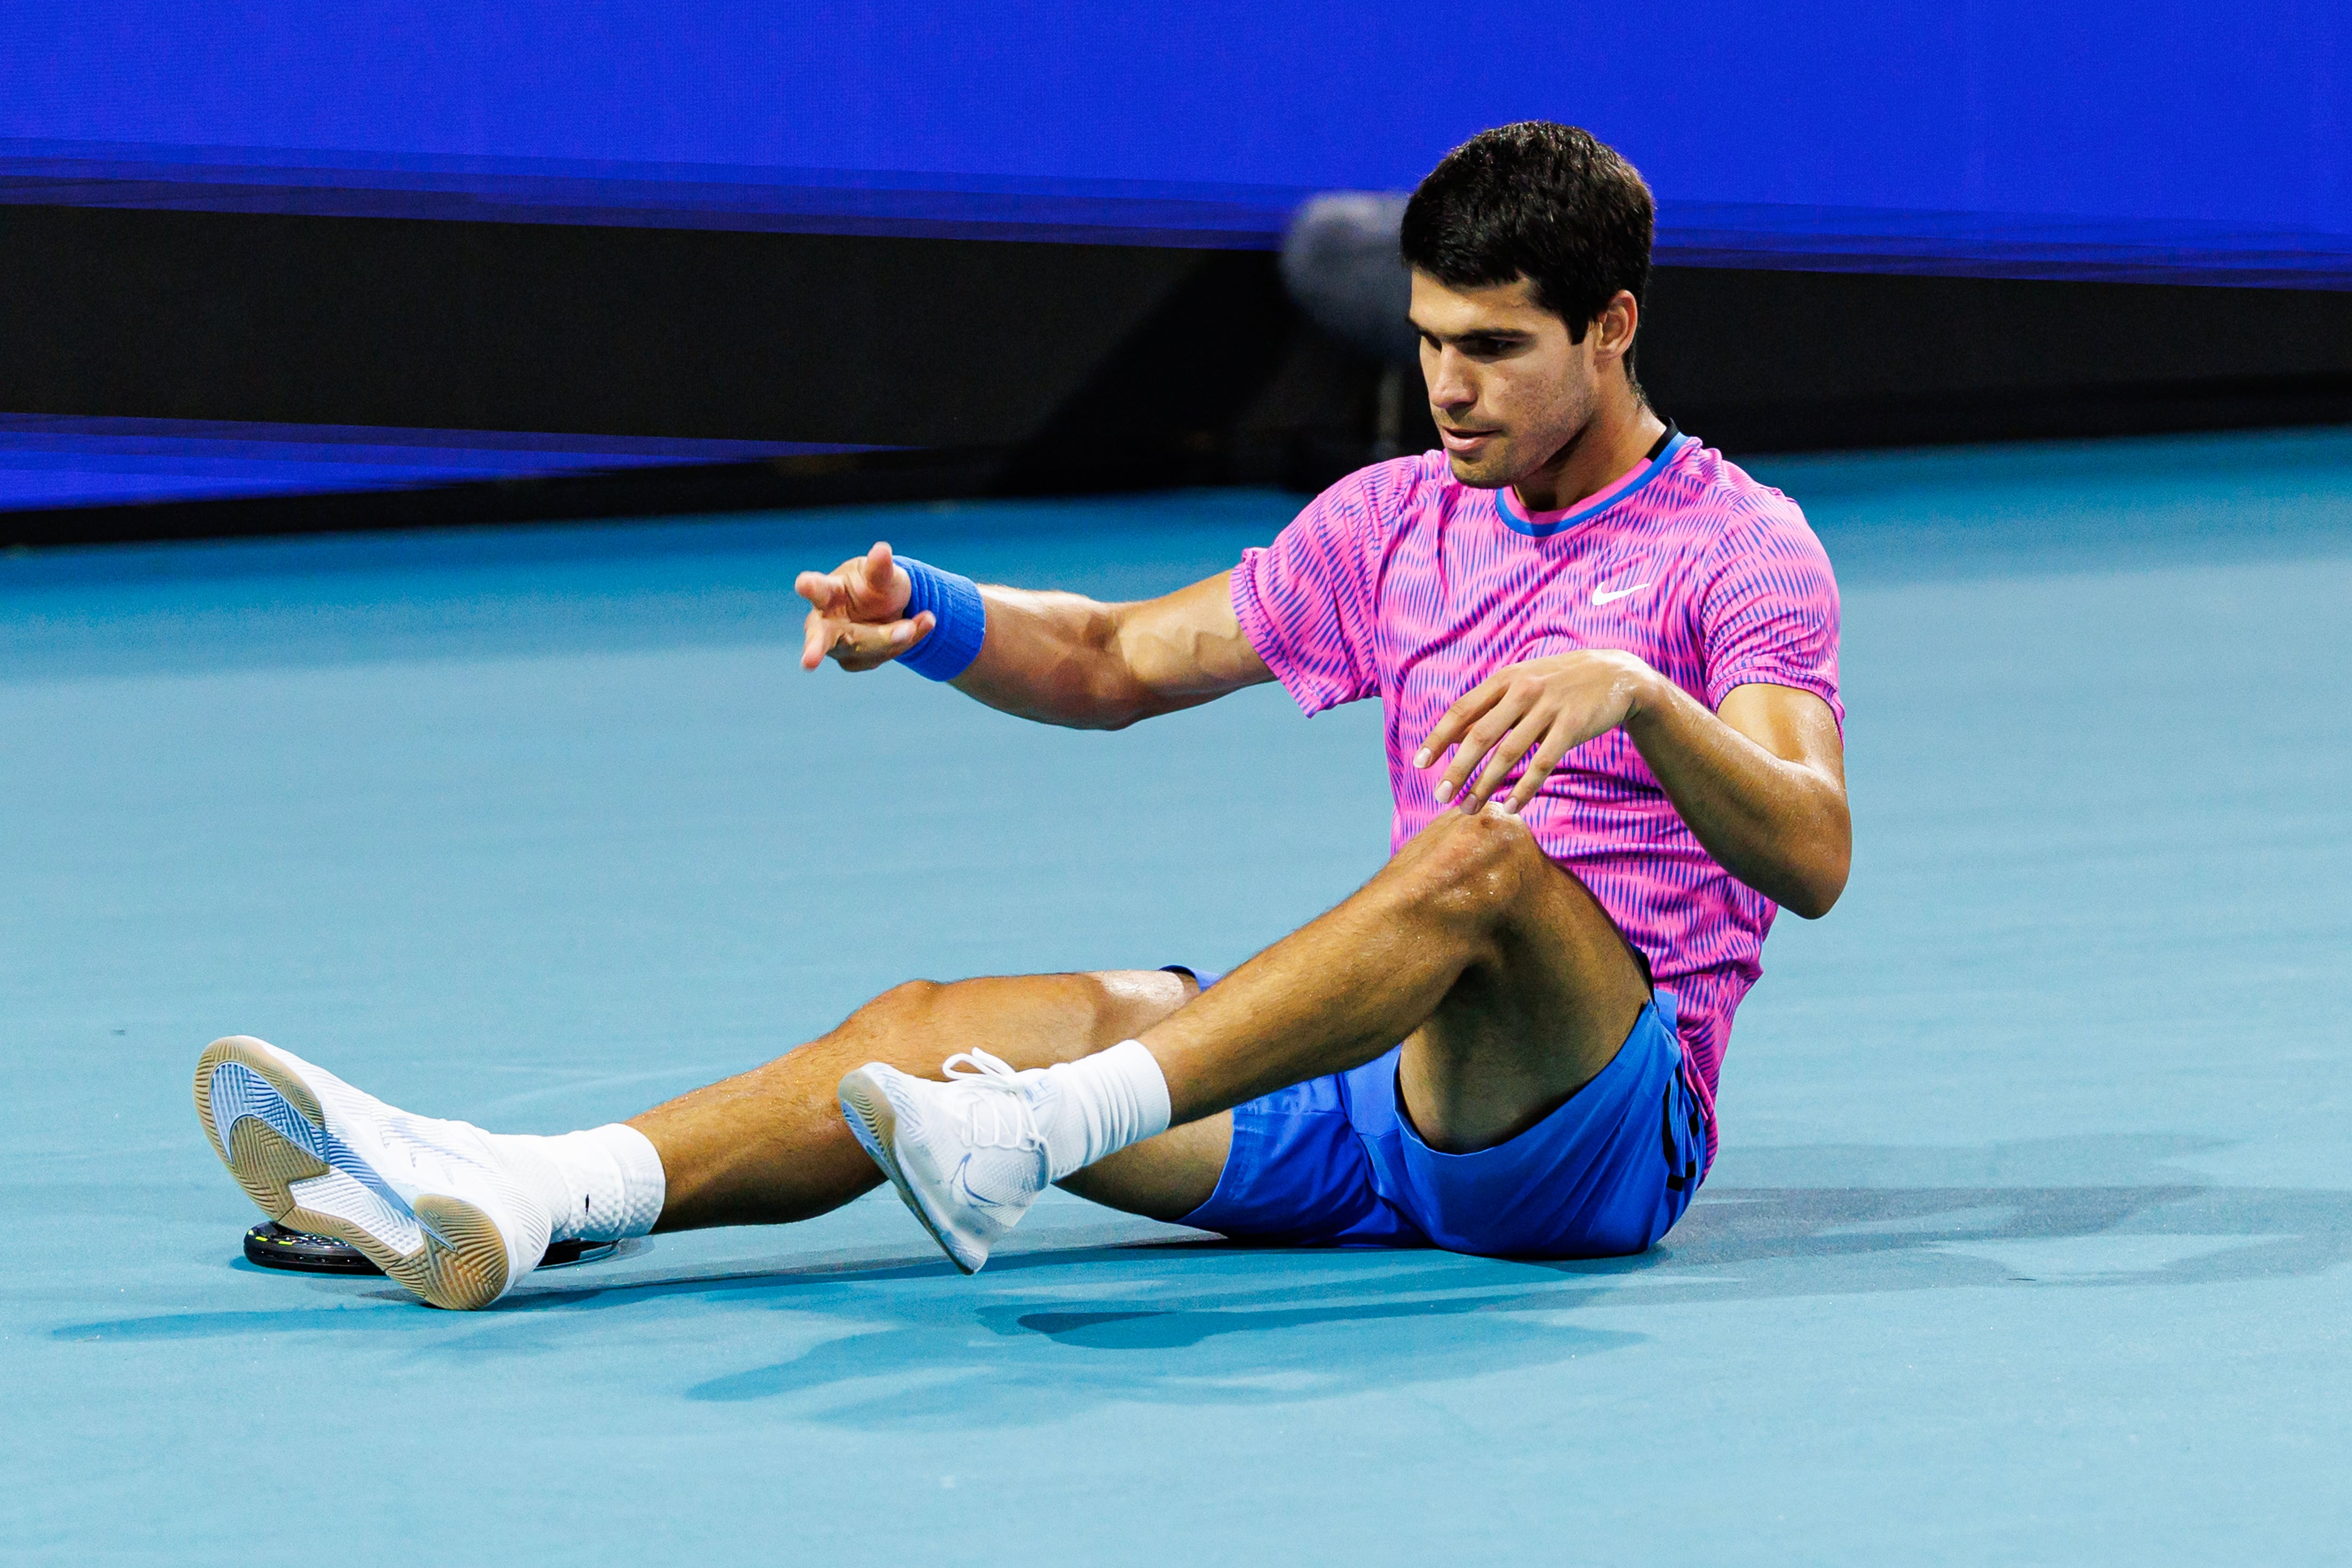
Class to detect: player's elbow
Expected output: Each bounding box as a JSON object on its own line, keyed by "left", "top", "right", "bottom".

{"left": 1071, "top": 660, "right": 1162, "bottom": 729}
{"left": 1784, "top": 868, "right": 1845, "bottom": 920}
{"left": 1091, "top": 690, "right": 1187, "bottom": 731}
{"left": 1060, "top": 607, "right": 1161, "bottom": 730}
{"left": 1783, "top": 819, "right": 1852, "bottom": 920}
{"left": 1086, "top": 703, "right": 1149, "bottom": 732}
{"left": 1044, "top": 673, "right": 1162, "bottom": 731}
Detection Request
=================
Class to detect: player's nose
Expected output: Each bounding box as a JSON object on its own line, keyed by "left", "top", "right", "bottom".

{"left": 1426, "top": 349, "right": 1477, "bottom": 410}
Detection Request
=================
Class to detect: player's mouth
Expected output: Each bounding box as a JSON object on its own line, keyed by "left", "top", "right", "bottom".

{"left": 1439, "top": 425, "right": 1501, "bottom": 454}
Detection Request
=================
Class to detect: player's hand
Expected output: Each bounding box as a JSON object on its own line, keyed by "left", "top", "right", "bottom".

{"left": 1413, "top": 651, "right": 1659, "bottom": 814}
{"left": 795, "top": 541, "right": 935, "bottom": 672}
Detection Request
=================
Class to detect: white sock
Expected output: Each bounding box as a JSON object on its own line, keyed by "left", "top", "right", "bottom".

{"left": 488, "top": 1124, "right": 666, "bottom": 1243}
{"left": 1034, "top": 1040, "right": 1173, "bottom": 1183}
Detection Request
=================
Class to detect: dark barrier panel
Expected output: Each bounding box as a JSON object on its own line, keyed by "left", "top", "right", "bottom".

{"left": 2, "top": 203, "right": 2347, "bottom": 543}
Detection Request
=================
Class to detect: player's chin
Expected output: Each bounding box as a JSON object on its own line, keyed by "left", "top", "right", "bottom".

{"left": 1443, "top": 445, "right": 1518, "bottom": 489}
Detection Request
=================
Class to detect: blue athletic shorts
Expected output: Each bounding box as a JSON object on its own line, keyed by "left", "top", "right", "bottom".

{"left": 1169, "top": 972, "right": 1705, "bottom": 1258}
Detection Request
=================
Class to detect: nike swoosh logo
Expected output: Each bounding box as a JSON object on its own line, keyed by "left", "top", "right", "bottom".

{"left": 952, "top": 1154, "right": 1029, "bottom": 1210}
{"left": 1592, "top": 582, "right": 1653, "bottom": 605}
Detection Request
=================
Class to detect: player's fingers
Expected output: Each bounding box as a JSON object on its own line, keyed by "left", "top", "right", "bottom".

{"left": 801, "top": 605, "right": 834, "bottom": 670}
{"left": 854, "top": 540, "right": 890, "bottom": 592}
{"left": 1464, "top": 712, "right": 1549, "bottom": 812}
{"left": 823, "top": 613, "right": 933, "bottom": 672}
{"left": 1501, "top": 724, "right": 1578, "bottom": 814}
{"left": 838, "top": 617, "right": 911, "bottom": 668}
{"left": 1432, "top": 692, "right": 1527, "bottom": 804}
{"left": 850, "top": 541, "right": 910, "bottom": 619}
{"left": 795, "top": 569, "right": 845, "bottom": 613}
{"left": 1415, "top": 678, "right": 1503, "bottom": 770}
{"left": 1418, "top": 685, "right": 1498, "bottom": 764}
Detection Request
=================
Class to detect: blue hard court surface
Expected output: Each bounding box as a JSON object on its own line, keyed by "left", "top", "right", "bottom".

{"left": 3, "top": 429, "right": 2349, "bottom": 1563}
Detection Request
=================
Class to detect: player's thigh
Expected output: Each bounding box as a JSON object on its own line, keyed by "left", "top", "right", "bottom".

{"left": 1399, "top": 821, "right": 1652, "bottom": 1153}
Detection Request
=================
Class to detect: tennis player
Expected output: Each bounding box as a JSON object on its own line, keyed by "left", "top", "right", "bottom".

{"left": 193, "top": 122, "right": 1848, "bottom": 1309}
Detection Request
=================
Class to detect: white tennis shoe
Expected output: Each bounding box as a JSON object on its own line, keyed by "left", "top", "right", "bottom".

{"left": 837, "top": 1049, "right": 1056, "bottom": 1274}
{"left": 192, "top": 1035, "right": 552, "bottom": 1310}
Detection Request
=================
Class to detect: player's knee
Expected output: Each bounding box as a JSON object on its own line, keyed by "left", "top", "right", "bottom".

{"left": 867, "top": 978, "right": 946, "bottom": 1024}
{"left": 1396, "top": 806, "right": 1544, "bottom": 927}
{"left": 1076, "top": 969, "right": 1195, "bottom": 1048}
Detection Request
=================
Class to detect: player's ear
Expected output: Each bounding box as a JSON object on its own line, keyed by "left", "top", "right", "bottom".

{"left": 1592, "top": 290, "right": 1639, "bottom": 365}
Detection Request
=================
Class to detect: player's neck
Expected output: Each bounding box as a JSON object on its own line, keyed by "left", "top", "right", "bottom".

{"left": 1509, "top": 384, "right": 1667, "bottom": 515}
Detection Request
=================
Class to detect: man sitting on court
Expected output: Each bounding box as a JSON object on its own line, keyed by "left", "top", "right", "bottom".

{"left": 192, "top": 122, "right": 1850, "bottom": 1310}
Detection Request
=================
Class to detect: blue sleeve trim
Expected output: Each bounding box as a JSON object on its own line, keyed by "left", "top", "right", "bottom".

{"left": 895, "top": 556, "right": 986, "bottom": 681}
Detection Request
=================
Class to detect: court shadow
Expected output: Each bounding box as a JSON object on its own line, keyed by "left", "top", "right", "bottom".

{"left": 51, "top": 1302, "right": 467, "bottom": 1343}
{"left": 56, "top": 1135, "right": 2352, "bottom": 1398}
{"left": 669, "top": 1133, "right": 2352, "bottom": 1422}
{"left": 1615, "top": 1133, "right": 2352, "bottom": 1301}
{"left": 682, "top": 1250, "right": 1646, "bottom": 1422}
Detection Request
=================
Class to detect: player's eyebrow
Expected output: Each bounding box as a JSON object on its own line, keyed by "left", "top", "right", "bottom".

{"left": 1410, "top": 321, "right": 1536, "bottom": 347}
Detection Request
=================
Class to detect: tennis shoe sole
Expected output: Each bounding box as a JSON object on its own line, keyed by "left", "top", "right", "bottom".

{"left": 837, "top": 1066, "right": 986, "bottom": 1275}
{"left": 193, "top": 1035, "right": 525, "bottom": 1310}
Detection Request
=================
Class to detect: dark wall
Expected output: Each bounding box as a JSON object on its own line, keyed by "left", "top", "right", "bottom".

{"left": 0, "top": 203, "right": 1227, "bottom": 446}
{"left": 2, "top": 200, "right": 2347, "bottom": 544}
{"left": 1641, "top": 267, "right": 2352, "bottom": 450}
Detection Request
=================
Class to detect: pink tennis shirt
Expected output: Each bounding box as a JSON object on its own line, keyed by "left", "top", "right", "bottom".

{"left": 1230, "top": 432, "right": 1843, "bottom": 1168}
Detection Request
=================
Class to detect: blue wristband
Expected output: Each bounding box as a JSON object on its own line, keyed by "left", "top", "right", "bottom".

{"left": 895, "top": 556, "right": 987, "bottom": 681}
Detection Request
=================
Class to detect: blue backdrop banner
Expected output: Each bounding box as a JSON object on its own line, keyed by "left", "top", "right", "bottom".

{"left": 3, "top": 2, "right": 2345, "bottom": 283}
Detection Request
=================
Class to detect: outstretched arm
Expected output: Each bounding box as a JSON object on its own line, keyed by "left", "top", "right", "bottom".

{"left": 1415, "top": 653, "right": 1851, "bottom": 918}
{"left": 796, "top": 541, "right": 1272, "bottom": 730}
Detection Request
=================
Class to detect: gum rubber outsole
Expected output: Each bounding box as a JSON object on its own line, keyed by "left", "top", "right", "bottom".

{"left": 837, "top": 1069, "right": 980, "bottom": 1276}
{"left": 192, "top": 1036, "right": 511, "bottom": 1310}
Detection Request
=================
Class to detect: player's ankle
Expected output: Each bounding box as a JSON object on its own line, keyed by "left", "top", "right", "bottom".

{"left": 489, "top": 1124, "right": 666, "bottom": 1242}
{"left": 1037, "top": 1040, "right": 1171, "bottom": 1182}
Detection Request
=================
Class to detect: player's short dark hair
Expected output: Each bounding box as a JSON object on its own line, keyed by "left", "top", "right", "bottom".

{"left": 1400, "top": 122, "right": 1654, "bottom": 349}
